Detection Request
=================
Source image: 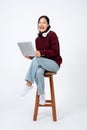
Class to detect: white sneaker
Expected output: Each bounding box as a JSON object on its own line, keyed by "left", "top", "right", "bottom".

{"left": 39, "top": 94, "right": 46, "bottom": 105}
{"left": 20, "top": 86, "right": 33, "bottom": 97}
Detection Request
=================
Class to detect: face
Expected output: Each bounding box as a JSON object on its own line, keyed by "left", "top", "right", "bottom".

{"left": 38, "top": 17, "right": 49, "bottom": 33}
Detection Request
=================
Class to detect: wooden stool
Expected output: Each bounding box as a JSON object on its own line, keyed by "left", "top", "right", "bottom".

{"left": 33, "top": 72, "right": 57, "bottom": 121}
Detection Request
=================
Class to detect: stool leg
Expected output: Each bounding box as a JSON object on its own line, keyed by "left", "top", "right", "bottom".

{"left": 33, "top": 90, "right": 39, "bottom": 121}
{"left": 49, "top": 76, "right": 57, "bottom": 121}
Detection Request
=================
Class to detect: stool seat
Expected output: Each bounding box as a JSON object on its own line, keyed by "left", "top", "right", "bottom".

{"left": 44, "top": 71, "right": 56, "bottom": 77}
{"left": 33, "top": 71, "right": 57, "bottom": 121}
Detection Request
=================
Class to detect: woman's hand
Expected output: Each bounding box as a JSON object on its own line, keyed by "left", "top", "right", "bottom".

{"left": 35, "top": 50, "right": 41, "bottom": 57}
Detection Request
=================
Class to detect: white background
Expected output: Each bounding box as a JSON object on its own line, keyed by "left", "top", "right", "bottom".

{"left": 0, "top": 0, "right": 87, "bottom": 130}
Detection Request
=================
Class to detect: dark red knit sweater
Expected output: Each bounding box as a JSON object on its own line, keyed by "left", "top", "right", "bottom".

{"left": 35, "top": 31, "right": 62, "bottom": 67}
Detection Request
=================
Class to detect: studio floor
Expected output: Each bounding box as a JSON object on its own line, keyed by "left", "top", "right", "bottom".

{"left": 0, "top": 94, "right": 87, "bottom": 130}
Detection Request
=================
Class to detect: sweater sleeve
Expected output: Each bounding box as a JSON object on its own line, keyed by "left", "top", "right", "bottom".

{"left": 40, "top": 32, "right": 59, "bottom": 58}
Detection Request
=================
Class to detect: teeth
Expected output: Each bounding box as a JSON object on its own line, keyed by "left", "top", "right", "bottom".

{"left": 40, "top": 27, "right": 44, "bottom": 29}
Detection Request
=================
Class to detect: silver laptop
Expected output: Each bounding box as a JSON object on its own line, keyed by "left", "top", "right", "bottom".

{"left": 17, "top": 41, "right": 35, "bottom": 56}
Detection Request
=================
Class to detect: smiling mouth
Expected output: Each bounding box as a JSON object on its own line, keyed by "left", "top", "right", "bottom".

{"left": 40, "top": 27, "right": 44, "bottom": 30}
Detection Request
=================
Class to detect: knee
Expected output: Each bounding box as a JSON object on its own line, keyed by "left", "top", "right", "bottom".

{"left": 32, "top": 57, "right": 38, "bottom": 64}
{"left": 32, "top": 57, "right": 37, "bottom": 62}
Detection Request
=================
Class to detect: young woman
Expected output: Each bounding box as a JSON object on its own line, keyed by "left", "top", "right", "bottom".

{"left": 21, "top": 15, "right": 62, "bottom": 105}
